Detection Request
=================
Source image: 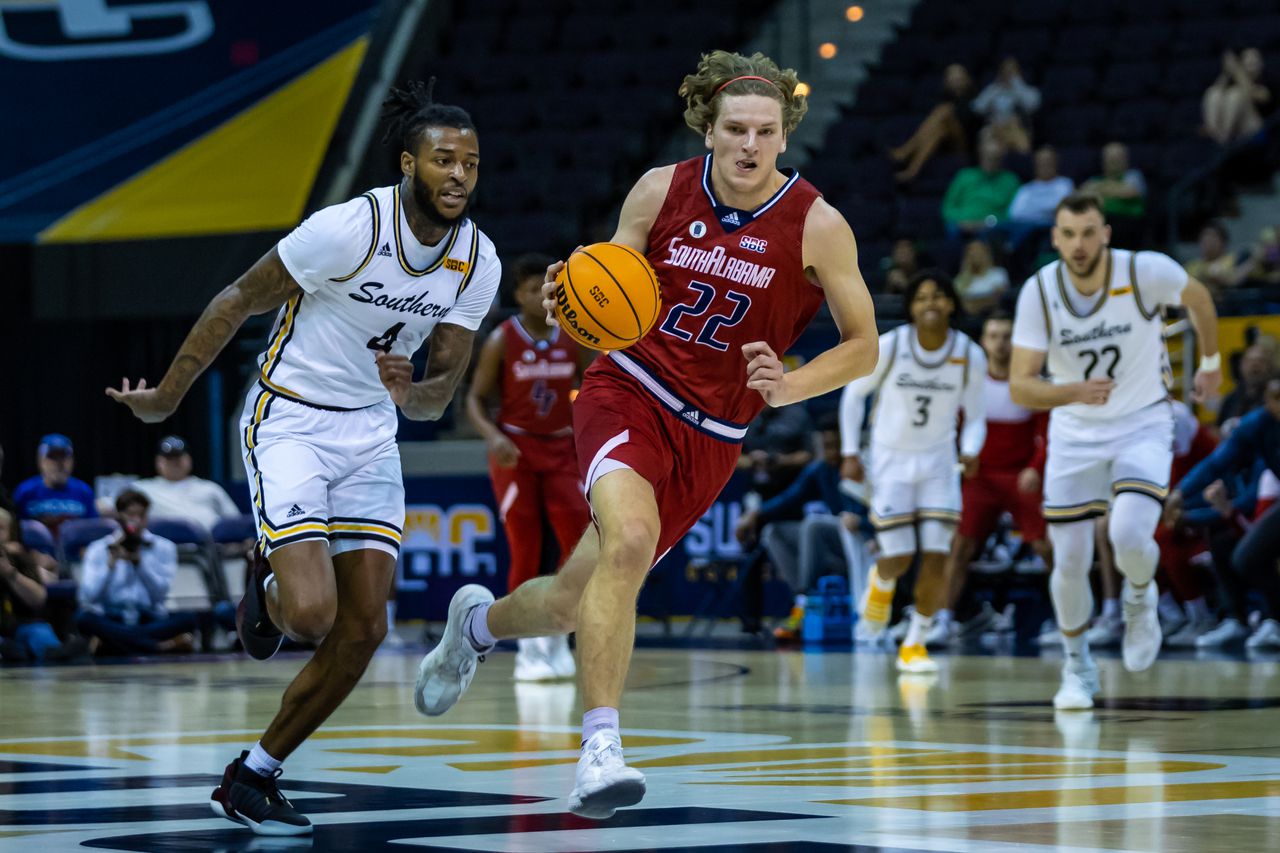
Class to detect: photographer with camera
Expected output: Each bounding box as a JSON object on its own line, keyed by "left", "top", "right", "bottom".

{"left": 75, "top": 489, "right": 196, "bottom": 655}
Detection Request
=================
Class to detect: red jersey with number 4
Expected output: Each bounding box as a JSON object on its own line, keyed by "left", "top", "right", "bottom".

{"left": 621, "top": 155, "right": 826, "bottom": 426}
{"left": 498, "top": 317, "right": 579, "bottom": 436}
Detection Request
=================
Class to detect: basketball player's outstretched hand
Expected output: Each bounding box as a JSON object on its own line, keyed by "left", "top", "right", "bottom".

{"left": 541, "top": 259, "right": 566, "bottom": 325}
{"left": 105, "top": 378, "right": 174, "bottom": 424}
{"left": 1074, "top": 378, "right": 1114, "bottom": 406}
{"left": 743, "top": 342, "right": 790, "bottom": 407}
{"left": 375, "top": 352, "right": 413, "bottom": 407}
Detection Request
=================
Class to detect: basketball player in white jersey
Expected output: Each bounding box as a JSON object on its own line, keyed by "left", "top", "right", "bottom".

{"left": 1010, "top": 192, "right": 1219, "bottom": 710}
{"left": 840, "top": 270, "right": 987, "bottom": 673}
{"left": 107, "top": 81, "right": 500, "bottom": 835}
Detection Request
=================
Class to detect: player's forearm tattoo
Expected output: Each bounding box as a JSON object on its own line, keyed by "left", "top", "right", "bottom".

{"left": 158, "top": 250, "right": 302, "bottom": 404}
{"left": 404, "top": 323, "right": 475, "bottom": 421}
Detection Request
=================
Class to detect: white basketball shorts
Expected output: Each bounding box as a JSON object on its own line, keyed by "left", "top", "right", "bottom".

{"left": 868, "top": 441, "right": 961, "bottom": 555}
{"left": 239, "top": 382, "right": 405, "bottom": 559}
{"left": 1043, "top": 400, "right": 1174, "bottom": 524}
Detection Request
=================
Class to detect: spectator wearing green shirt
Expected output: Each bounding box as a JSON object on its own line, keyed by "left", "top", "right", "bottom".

{"left": 1082, "top": 142, "right": 1147, "bottom": 246}
{"left": 941, "top": 138, "right": 1021, "bottom": 241}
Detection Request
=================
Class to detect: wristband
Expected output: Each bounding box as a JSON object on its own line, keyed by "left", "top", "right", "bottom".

{"left": 1199, "top": 352, "right": 1220, "bottom": 372}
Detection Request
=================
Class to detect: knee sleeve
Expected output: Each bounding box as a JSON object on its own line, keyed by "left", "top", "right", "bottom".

{"left": 918, "top": 519, "right": 954, "bottom": 554}
{"left": 1049, "top": 520, "right": 1095, "bottom": 632}
{"left": 1109, "top": 493, "right": 1162, "bottom": 586}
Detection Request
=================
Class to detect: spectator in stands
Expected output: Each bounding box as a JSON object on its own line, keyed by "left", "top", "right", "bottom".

{"left": 972, "top": 57, "right": 1040, "bottom": 155}
{"left": 1185, "top": 222, "right": 1244, "bottom": 296}
{"left": 1007, "top": 146, "right": 1073, "bottom": 241}
{"left": 1081, "top": 142, "right": 1146, "bottom": 246}
{"left": 75, "top": 489, "right": 195, "bottom": 655}
{"left": 738, "top": 405, "right": 814, "bottom": 501}
{"left": 1237, "top": 226, "right": 1280, "bottom": 287}
{"left": 1203, "top": 48, "right": 1273, "bottom": 146}
{"left": 0, "top": 507, "right": 65, "bottom": 663}
{"left": 954, "top": 240, "right": 1010, "bottom": 314}
{"left": 1218, "top": 341, "right": 1277, "bottom": 427}
{"left": 880, "top": 238, "right": 921, "bottom": 294}
{"left": 13, "top": 434, "right": 96, "bottom": 537}
{"left": 890, "top": 63, "right": 980, "bottom": 183}
{"left": 1166, "top": 378, "right": 1280, "bottom": 649}
{"left": 941, "top": 138, "right": 1020, "bottom": 241}
{"left": 0, "top": 443, "right": 15, "bottom": 522}
{"left": 734, "top": 416, "right": 870, "bottom": 641}
{"left": 132, "top": 436, "right": 241, "bottom": 534}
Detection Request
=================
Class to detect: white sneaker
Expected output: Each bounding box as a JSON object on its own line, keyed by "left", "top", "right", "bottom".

{"left": 1165, "top": 616, "right": 1217, "bottom": 648}
{"left": 547, "top": 634, "right": 576, "bottom": 679}
{"left": 1034, "top": 619, "right": 1061, "bottom": 648}
{"left": 1053, "top": 657, "right": 1099, "bottom": 710}
{"left": 514, "top": 637, "right": 557, "bottom": 682}
{"left": 1122, "top": 581, "right": 1162, "bottom": 672}
{"left": 568, "top": 730, "right": 646, "bottom": 819}
{"left": 923, "top": 614, "right": 955, "bottom": 648}
{"left": 1246, "top": 618, "right": 1280, "bottom": 649}
{"left": 414, "top": 584, "right": 494, "bottom": 716}
{"left": 382, "top": 626, "right": 407, "bottom": 649}
{"left": 1085, "top": 612, "right": 1124, "bottom": 647}
{"left": 854, "top": 618, "right": 887, "bottom": 645}
{"left": 1195, "top": 617, "right": 1247, "bottom": 648}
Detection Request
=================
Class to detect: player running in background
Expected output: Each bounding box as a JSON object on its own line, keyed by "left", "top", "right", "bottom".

{"left": 465, "top": 253, "right": 592, "bottom": 681}
{"left": 108, "top": 81, "right": 500, "bottom": 835}
{"left": 415, "top": 49, "right": 878, "bottom": 819}
{"left": 1010, "top": 191, "right": 1220, "bottom": 710}
{"left": 840, "top": 270, "right": 986, "bottom": 673}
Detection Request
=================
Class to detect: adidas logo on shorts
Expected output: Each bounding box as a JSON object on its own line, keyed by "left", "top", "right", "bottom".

{"left": 681, "top": 408, "right": 702, "bottom": 425}
{"left": 286, "top": 504, "right": 304, "bottom": 519}
{"left": 375, "top": 242, "right": 393, "bottom": 258}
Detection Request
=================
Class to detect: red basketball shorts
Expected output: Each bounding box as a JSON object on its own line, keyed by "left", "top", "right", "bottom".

{"left": 572, "top": 357, "right": 742, "bottom": 563}
{"left": 959, "top": 468, "right": 1047, "bottom": 544}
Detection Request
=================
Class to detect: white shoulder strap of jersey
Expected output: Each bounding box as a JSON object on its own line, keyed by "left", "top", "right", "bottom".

{"left": 1129, "top": 251, "right": 1157, "bottom": 320}
{"left": 1034, "top": 269, "right": 1052, "bottom": 340}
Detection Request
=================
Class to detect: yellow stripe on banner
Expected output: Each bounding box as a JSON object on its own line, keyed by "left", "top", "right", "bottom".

{"left": 40, "top": 39, "right": 369, "bottom": 242}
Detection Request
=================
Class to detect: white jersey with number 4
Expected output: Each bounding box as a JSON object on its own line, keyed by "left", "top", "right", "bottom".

{"left": 1012, "top": 248, "right": 1186, "bottom": 443}
{"left": 840, "top": 325, "right": 987, "bottom": 457}
{"left": 265, "top": 184, "right": 501, "bottom": 410}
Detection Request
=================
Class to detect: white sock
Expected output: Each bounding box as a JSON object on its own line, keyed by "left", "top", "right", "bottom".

{"left": 1101, "top": 598, "right": 1120, "bottom": 619}
{"left": 935, "top": 608, "right": 953, "bottom": 626}
{"left": 1062, "top": 631, "right": 1091, "bottom": 665}
{"left": 1187, "top": 597, "right": 1210, "bottom": 621}
{"left": 464, "top": 602, "right": 496, "bottom": 651}
{"left": 582, "top": 706, "right": 619, "bottom": 744}
{"left": 903, "top": 610, "right": 933, "bottom": 648}
{"left": 244, "top": 742, "right": 281, "bottom": 777}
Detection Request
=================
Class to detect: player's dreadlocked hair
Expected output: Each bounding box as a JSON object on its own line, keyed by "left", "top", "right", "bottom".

{"left": 679, "top": 50, "right": 807, "bottom": 135}
{"left": 381, "top": 78, "right": 475, "bottom": 154}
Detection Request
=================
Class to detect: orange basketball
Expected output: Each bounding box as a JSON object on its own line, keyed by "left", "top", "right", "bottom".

{"left": 554, "top": 242, "right": 661, "bottom": 352}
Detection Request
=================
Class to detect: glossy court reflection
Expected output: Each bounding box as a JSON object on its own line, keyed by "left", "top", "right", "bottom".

{"left": 1, "top": 648, "right": 1278, "bottom": 852}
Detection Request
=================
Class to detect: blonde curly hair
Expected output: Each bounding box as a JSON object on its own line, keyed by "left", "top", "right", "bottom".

{"left": 679, "top": 50, "right": 808, "bottom": 135}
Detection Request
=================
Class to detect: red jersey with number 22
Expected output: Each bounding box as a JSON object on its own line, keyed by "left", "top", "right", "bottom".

{"left": 621, "top": 155, "right": 825, "bottom": 426}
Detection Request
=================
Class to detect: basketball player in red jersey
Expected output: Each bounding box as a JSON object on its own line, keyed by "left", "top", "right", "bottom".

{"left": 465, "top": 253, "right": 592, "bottom": 680}
{"left": 416, "top": 50, "right": 878, "bottom": 818}
{"left": 939, "top": 312, "right": 1050, "bottom": 639}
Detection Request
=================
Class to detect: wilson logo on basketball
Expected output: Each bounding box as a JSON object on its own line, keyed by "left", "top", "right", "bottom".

{"left": 556, "top": 285, "right": 603, "bottom": 347}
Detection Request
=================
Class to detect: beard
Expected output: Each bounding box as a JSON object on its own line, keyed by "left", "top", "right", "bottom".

{"left": 1068, "top": 246, "right": 1106, "bottom": 277}
{"left": 411, "top": 172, "right": 469, "bottom": 226}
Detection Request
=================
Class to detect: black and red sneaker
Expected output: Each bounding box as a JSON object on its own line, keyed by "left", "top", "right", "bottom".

{"left": 210, "top": 750, "right": 312, "bottom": 836}
{"left": 237, "top": 546, "right": 284, "bottom": 661}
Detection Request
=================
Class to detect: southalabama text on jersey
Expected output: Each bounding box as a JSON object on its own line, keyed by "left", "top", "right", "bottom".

{"left": 663, "top": 237, "right": 777, "bottom": 289}
{"left": 1058, "top": 319, "right": 1134, "bottom": 346}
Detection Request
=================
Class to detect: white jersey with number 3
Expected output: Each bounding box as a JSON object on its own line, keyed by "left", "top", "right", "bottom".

{"left": 265, "top": 184, "right": 501, "bottom": 410}
{"left": 840, "top": 325, "right": 987, "bottom": 457}
{"left": 1012, "top": 249, "right": 1186, "bottom": 443}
